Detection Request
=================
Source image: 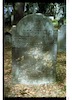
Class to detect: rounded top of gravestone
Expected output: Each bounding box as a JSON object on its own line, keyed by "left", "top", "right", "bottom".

{"left": 16, "top": 13, "right": 54, "bottom": 38}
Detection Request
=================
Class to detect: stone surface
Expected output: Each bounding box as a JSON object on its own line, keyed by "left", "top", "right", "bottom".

{"left": 58, "top": 24, "right": 66, "bottom": 52}
{"left": 12, "top": 13, "right": 57, "bottom": 85}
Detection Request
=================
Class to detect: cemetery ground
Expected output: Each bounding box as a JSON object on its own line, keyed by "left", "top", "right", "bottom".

{"left": 4, "top": 42, "right": 66, "bottom": 97}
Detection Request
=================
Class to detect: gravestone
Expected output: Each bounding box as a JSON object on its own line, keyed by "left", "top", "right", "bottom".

{"left": 4, "top": 32, "right": 12, "bottom": 44}
{"left": 4, "top": 25, "right": 16, "bottom": 45}
{"left": 58, "top": 24, "right": 66, "bottom": 52}
{"left": 12, "top": 13, "right": 57, "bottom": 85}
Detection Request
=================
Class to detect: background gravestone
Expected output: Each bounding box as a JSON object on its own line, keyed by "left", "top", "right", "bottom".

{"left": 12, "top": 13, "right": 57, "bottom": 85}
{"left": 58, "top": 24, "right": 66, "bottom": 52}
{"left": 4, "top": 32, "right": 12, "bottom": 44}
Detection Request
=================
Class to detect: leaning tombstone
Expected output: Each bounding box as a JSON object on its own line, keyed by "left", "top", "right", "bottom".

{"left": 12, "top": 13, "right": 57, "bottom": 85}
{"left": 58, "top": 24, "right": 66, "bottom": 52}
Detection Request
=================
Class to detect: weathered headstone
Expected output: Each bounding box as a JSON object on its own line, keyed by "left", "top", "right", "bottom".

{"left": 12, "top": 13, "right": 57, "bottom": 85}
{"left": 4, "top": 25, "right": 16, "bottom": 45}
{"left": 4, "top": 32, "right": 12, "bottom": 44}
{"left": 58, "top": 24, "right": 66, "bottom": 52}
